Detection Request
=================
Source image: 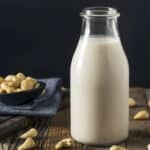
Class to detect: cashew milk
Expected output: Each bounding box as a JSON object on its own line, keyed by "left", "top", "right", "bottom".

{"left": 71, "top": 36, "right": 129, "bottom": 145}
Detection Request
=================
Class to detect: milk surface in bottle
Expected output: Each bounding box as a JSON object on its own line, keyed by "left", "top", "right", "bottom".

{"left": 70, "top": 7, "right": 129, "bottom": 145}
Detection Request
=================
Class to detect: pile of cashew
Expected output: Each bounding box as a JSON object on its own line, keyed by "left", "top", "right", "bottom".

{"left": 0, "top": 73, "right": 38, "bottom": 94}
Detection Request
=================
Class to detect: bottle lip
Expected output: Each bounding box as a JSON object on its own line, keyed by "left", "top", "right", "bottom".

{"left": 80, "top": 7, "right": 120, "bottom": 18}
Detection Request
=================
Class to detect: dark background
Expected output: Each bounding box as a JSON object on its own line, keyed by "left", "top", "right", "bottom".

{"left": 0, "top": 0, "right": 149, "bottom": 87}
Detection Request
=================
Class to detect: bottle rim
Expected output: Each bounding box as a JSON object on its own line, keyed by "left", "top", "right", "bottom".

{"left": 80, "top": 7, "right": 120, "bottom": 18}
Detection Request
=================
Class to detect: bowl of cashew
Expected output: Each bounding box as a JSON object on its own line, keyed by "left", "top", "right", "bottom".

{"left": 0, "top": 73, "right": 46, "bottom": 105}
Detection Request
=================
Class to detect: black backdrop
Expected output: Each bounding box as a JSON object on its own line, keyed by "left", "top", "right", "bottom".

{"left": 0, "top": 0, "right": 149, "bottom": 87}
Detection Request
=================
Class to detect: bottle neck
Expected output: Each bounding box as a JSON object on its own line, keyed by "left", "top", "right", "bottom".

{"left": 81, "top": 17, "right": 119, "bottom": 38}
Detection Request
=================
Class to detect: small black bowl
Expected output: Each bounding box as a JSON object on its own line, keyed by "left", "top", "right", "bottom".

{"left": 0, "top": 81, "right": 46, "bottom": 106}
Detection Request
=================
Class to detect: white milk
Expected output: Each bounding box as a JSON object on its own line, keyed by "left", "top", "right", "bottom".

{"left": 71, "top": 36, "right": 129, "bottom": 145}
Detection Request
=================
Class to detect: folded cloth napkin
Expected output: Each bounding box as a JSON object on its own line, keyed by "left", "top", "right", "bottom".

{"left": 0, "top": 78, "right": 62, "bottom": 117}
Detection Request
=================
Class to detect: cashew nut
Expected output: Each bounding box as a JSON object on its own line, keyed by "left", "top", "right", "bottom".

{"left": 129, "top": 98, "right": 136, "bottom": 107}
{"left": 6, "top": 80, "right": 20, "bottom": 88}
{"left": 35, "top": 83, "right": 40, "bottom": 88}
{"left": 0, "top": 82, "right": 8, "bottom": 90}
{"left": 5, "top": 87, "right": 15, "bottom": 94}
{"left": 5, "top": 75, "right": 16, "bottom": 81}
{"left": 5, "top": 75, "right": 20, "bottom": 88}
{"left": 134, "top": 110, "right": 149, "bottom": 120}
{"left": 26, "top": 77, "right": 37, "bottom": 85}
{"left": 18, "top": 137, "right": 35, "bottom": 150}
{"left": 148, "top": 101, "right": 150, "bottom": 108}
{"left": 1, "top": 82, "right": 15, "bottom": 94}
{"left": 55, "top": 138, "right": 73, "bottom": 150}
{"left": 41, "top": 89, "right": 46, "bottom": 95}
{"left": 110, "top": 145, "right": 127, "bottom": 150}
{"left": 21, "top": 80, "right": 35, "bottom": 91}
{"left": 15, "top": 88, "right": 23, "bottom": 93}
{"left": 20, "top": 128, "right": 38, "bottom": 139}
{"left": 16, "top": 73, "right": 26, "bottom": 81}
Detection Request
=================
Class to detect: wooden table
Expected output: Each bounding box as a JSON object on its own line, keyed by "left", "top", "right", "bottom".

{"left": 0, "top": 88, "right": 150, "bottom": 150}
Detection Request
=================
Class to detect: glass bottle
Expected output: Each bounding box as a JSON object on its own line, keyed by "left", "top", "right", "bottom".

{"left": 70, "top": 7, "right": 129, "bottom": 145}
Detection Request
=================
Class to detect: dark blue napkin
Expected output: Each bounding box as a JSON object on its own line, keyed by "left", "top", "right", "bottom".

{"left": 0, "top": 78, "right": 62, "bottom": 117}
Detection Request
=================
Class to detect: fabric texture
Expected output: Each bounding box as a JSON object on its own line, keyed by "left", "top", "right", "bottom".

{"left": 0, "top": 78, "right": 62, "bottom": 117}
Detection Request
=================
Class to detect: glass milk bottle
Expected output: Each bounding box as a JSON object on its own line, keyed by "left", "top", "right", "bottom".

{"left": 70, "top": 7, "right": 129, "bottom": 145}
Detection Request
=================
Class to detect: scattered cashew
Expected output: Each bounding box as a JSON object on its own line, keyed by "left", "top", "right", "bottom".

{"left": 110, "top": 145, "right": 127, "bottom": 150}
{"left": 134, "top": 110, "right": 149, "bottom": 120}
{"left": 55, "top": 138, "right": 73, "bottom": 150}
{"left": 129, "top": 98, "right": 136, "bottom": 107}
{"left": 20, "top": 128, "right": 38, "bottom": 139}
{"left": 18, "top": 137, "right": 35, "bottom": 150}
{"left": 21, "top": 80, "right": 35, "bottom": 91}
{"left": 61, "top": 87, "right": 69, "bottom": 93}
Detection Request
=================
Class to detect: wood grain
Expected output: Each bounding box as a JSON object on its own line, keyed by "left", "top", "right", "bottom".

{"left": 130, "top": 88, "right": 147, "bottom": 106}
{"left": 126, "top": 88, "right": 150, "bottom": 150}
{"left": 46, "top": 97, "right": 126, "bottom": 150}
{"left": 0, "top": 88, "right": 149, "bottom": 150}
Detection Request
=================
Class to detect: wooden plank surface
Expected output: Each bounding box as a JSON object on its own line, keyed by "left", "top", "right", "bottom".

{"left": 46, "top": 97, "right": 126, "bottom": 150}
{"left": 46, "top": 88, "right": 150, "bottom": 150}
{"left": 127, "top": 88, "right": 149, "bottom": 150}
{"left": 0, "top": 118, "right": 51, "bottom": 150}
{"left": 0, "top": 88, "right": 150, "bottom": 150}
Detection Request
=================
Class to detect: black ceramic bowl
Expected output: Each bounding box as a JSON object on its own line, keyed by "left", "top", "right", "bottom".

{"left": 0, "top": 81, "right": 46, "bottom": 105}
